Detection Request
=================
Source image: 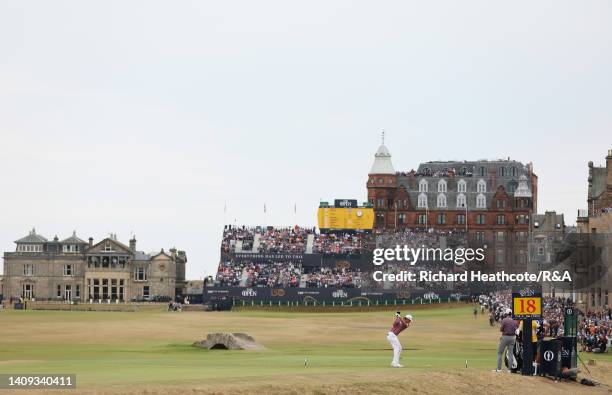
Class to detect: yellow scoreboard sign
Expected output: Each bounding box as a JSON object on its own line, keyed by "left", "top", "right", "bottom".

{"left": 512, "top": 293, "right": 542, "bottom": 319}
{"left": 317, "top": 207, "right": 374, "bottom": 230}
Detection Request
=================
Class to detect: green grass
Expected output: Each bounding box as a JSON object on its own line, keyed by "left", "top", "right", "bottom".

{"left": 0, "top": 306, "right": 610, "bottom": 391}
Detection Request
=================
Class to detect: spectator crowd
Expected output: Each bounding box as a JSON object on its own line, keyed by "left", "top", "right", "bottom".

{"left": 479, "top": 292, "right": 610, "bottom": 354}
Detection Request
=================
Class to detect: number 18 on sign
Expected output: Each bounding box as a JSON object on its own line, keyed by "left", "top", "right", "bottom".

{"left": 512, "top": 292, "right": 542, "bottom": 319}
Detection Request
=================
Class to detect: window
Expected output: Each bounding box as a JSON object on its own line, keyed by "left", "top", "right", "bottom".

{"left": 515, "top": 231, "right": 527, "bottom": 242}
{"left": 22, "top": 284, "right": 35, "bottom": 299}
{"left": 438, "top": 179, "right": 447, "bottom": 193}
{"left": 419, "top": 179, "right": 428, "bottom": 192}
{"left": 102, "top": 279, "right": 109, "bottom": 299}
{"left": 497, "top": 214, "right": 506, "bottom": 225}
{"left": 418, "top": 193, "right": 428, "bottom": 208}
{"left": 457, "top": 179, "right": 466, "bottom": 193}
{"left": 538, "top": 246, "right": 544, "bottom": 255}
{"left": 500, "top": 167, "right": 507, "bottom": 177}
{"left": 143, "top": 286, "right": 150, "bottom": 299}
{"left": 437, "top": 193, "right": 447, "bottom": 208}
{"left": 457, "top": 214, "right": 465, "bottom": 225}
{"left": 398, "top": 213, "right": 406, "bottom": 224}
{"left": 376, "top": 213, "right": 385, "bottom": 224}
{"left": 476, "top": 194, "right": 486, "bottom": 208}
{"left": 511, "top": 166, "right": 517, "bottom": 177}
{"left": 76, "top": 285, "right": 80, "bottom": 298}
{"left": 18, "top": 244, "right": 42, "bottom": 252}
{"left": 417, "top": 213, "right": 427, "bottom": 224}
{"left": 495, "top": 231, "right": 506, "bottom": 242}
{"left": 111, "top": 279, "right": 118, "bottom": 300}
{"left": 437, "top": 213, "right": 446, "bottom": 225}
{"left": 63, "top": 264, "right": 72, "bottom": 276}
{"left": 515, "top": 215, "right": 527, "bottom": 224}
{"left": 57, "top": 284, "right": 62, "bottom": 297}
{"left": 93, "top": 279, "right": 100, "bottom": 299}
{"left": 63, "top": 245, "right": 80, "bottom": 253}
{"left": 64, "top": 284, "right": 72, "bottom": 300}
{"left": 475, "top": 231, "right": 485, "bottom": 243}
{"left": 477, "top": 179, "right": 486, "bottom": 193}
{"left": 23, "top": 264, "right": 34, "bottom": 276}
{"left": 496, "top": 200, "right": 506, "bottom": 208}
{"left": 476, "top": 214, "right": 486, "bottom": 225}
{"left": 104, "top": 243, "right": 112, "bottom": 252}
{"left": 456, "top": 193, "right": 466, "bottom": 208}
{"left": 135, "top": 267, "right": 147, "bottom": 281}
{"left": 118, "top": 280, "right": 124, "bottom": 301}
{"left": 376, "top": 198, "right": 385, "bottom": 208}
{"left": 495, "top": 249, "right": 505, "bottom": 264}
{"left": 479, "top": 166, "right": 485, "bottom": 176}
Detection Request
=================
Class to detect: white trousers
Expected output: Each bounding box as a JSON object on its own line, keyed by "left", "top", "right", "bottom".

{"left": 386, "top": 331, "right": 402, "bottom": 365}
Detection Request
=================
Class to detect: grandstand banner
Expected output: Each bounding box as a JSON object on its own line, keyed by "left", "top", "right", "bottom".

{"left": 317, "top": 207, "right": 374, "bottom": 230}
{"left": 334, "top": 199, "right": 358, "bottom": 208}
{"left": 202, "top": 286, "right": 460, "bottom": 304}
{"left": 232, "top": 252, "right": 304, "bottom": 262}
{"left": 229, "top": 253, "right": 369, "bottom": 268}
{"left": 302, "top": 254, "right": 368, "bottom": 269}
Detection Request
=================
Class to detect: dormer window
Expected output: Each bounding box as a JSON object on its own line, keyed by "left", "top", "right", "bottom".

{"left": 17, "top": 244, "right": 42, "bottom": 253}
{"left": 438, "top": 179, "right": 447, "bottom": 193}
{"left": 419, "top": 179, "right": 428, "bottom": 192}
{"left": 457, "top": 179, "right": 466, "bottom": 193}
{"left": 62, "top": 244, "right": 80, "bottom": 253}
{"left": 477, "top": 179, "right": 486, "bottom": 193}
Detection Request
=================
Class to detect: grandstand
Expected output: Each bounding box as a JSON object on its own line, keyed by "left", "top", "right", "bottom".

{"left": 210, "top": 225, "right": 471, "bottom": 304}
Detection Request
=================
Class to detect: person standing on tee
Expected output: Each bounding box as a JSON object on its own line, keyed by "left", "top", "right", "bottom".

{"left": 494, "top": 309, "right": 518, "bottom": 372}
{"left": 386, "top": 312, "right": 412, "bottom": 368}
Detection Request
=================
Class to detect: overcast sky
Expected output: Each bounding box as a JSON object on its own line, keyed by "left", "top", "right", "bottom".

{"left": 1, "top": 1, "right": 611, "bottom": 278}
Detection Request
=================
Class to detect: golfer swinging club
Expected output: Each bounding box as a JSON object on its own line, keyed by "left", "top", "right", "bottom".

{"left": 386, "top": 311, "right": 412, "bottom": 368}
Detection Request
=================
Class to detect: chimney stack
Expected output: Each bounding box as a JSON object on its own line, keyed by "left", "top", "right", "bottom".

{"left": 88, "top": 237, "right": 93, "bottom": 247}
{"left": 129, "top": 236, "right": 137, "bottom": 252}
